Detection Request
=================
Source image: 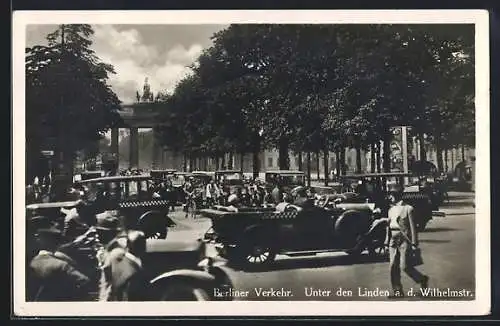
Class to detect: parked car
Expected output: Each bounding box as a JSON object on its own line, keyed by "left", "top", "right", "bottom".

{"left": 76, "top": 175, "right": 172, "bottom": 239}
{"left": 215, "top": 170, "right": 245, "bottom": 193}
{"left": 264, "top": 170, "right": 306, "bottom": 199}
{"left": 200, "top": 200, "right": 388, "bottom": 270}
{"left": 338, "top": 172, "right": 442, "bottom": 231}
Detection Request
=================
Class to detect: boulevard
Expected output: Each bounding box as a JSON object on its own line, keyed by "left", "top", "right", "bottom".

{"left": 169, "top": 191, "right": 476, "bottom": 301}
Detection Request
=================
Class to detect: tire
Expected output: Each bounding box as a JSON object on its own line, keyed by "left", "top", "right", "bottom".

{"left": 335, "top": 210, "right": 372, "bottom": 251}
{"left": 236, "top": 227, "right": 276, "bottom": 269}
{"left": 416, "top": 221, "right": 427, "bottom": 232}
{"left": 137, "top": 211, "right": 168, "bottom": 239}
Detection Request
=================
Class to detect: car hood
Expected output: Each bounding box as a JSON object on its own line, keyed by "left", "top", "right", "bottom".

{"left": 146, "top": 230, "right": 204, "bottom": 253}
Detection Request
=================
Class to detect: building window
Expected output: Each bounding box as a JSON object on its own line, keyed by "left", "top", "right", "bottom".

{"left": 268, "top": 157, "right": 273, "bottom": 168}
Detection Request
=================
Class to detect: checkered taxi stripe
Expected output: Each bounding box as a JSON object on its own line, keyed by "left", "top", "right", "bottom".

{"left": 260, "top": 211, "right": 299, "bottom": 220}
{"left": 119, "top": 200, "right": 171, "bottom": 208}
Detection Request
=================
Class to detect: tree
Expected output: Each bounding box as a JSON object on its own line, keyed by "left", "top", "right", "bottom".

{"left": 26, "top": 24, "right": 122, "bottom": 196}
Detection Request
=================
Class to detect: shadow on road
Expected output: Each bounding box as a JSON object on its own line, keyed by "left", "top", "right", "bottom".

{"left": 419, "top": 239, "right": 451, "bottom": 243}
{"left": 233, "top": 252, "right": 390, "bottom": 273}
{"left": 421, "top": 227, "right": 460, "bottom": 233}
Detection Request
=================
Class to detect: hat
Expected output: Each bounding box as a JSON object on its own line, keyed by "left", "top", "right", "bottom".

{"left": 36, "top": 225, "right": 63, "bottom": 237}
{"left": 95, "top": 210, "right": 121, "bottom": 231}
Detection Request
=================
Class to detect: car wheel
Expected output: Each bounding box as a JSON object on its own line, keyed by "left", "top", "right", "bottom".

{"left": 416, "top": 221, "right": 427, "bottom": 232}
{"left": 146, "top": 230, "right": 166, "bottom": 240}
{"left": 243, "top": 243, "right": 276, "bottom": 265}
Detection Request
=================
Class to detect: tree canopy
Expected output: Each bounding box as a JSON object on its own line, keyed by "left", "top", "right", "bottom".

{"left": 154, "top": 24, "right": 474, "bottom": 174}
{"left": 26, "top": 24, "right": 122, "bottom": 186}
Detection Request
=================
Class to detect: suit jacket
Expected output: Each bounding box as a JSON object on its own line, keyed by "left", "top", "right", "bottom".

{"left": 28, "top": 251, "right": 91, "bottom": 301}
{"left": 100, "top": 247, "right": 146, "bottom": 301}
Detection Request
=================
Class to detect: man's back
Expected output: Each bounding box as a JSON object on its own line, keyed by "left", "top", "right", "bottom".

{"left": 29, "top": 252, "right": 90, "bottom": 301}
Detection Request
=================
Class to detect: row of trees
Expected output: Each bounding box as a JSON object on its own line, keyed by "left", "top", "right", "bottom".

{"left": 156, "top": 24, "right": 474, "bottom": 180}
{"left": 26, "top": 25, "right": 122, "bottom": 196}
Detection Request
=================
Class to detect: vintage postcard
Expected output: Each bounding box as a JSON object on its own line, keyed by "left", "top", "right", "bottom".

{"left": 12, "top": 10, "right": 490, "bottom": 316}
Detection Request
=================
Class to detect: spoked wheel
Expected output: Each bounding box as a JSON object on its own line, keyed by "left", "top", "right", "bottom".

{"left": 368, "top": 242, "right": 388, "bottom": 258}
{"left": 238, "top": 243, "right": 276, "bottom": 268}
{"left": 147, "top": 230, "right": 166, "bottom": 240}
{"left": 186, "top": 201, "right": 197, "bottom": 219}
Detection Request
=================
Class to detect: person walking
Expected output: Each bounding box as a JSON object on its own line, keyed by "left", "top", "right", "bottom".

{"left": 385, "top": 184, "right": 429, "bottom": 298}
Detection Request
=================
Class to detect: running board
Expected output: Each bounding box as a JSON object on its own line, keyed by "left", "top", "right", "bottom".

{"left": 283, "top": 248, "right": 348, "bottom": 256}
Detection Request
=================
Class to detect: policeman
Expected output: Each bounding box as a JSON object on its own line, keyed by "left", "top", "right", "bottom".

{"left": 385, "top": 183, "right": 429, "bottom": 298}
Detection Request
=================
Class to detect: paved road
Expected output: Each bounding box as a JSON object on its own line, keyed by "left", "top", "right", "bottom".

{"left": 168, "top": 192, "right": 475, "bottom": 301}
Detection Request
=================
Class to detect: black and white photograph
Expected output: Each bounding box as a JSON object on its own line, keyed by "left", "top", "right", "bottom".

{"left": 12, "top": 10, "right": 490, "bottom": 316}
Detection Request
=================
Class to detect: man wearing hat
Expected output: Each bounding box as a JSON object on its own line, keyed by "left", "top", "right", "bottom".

{"left": 27, "top": 224, "right": 91, "bottom": 301}
{"left": 93, "top": 210, "right": 147, "bottom": 301}
{"left": 385, "top": 183, "right": 429, "bottom": 298}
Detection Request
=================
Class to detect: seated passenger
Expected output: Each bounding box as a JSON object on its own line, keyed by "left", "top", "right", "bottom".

{"left": 293, "top": 188, "right": 315, "bottom": 209}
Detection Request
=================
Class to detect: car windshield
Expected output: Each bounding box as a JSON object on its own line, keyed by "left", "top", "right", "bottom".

{"left": 280, "top": 175, "right": 305, "bottom": 186}
{"left": 219, "top": 173, "right": 243, "bottom": 184}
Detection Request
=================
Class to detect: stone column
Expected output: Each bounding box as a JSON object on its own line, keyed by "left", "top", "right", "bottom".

{"left": 151, "top": 128, "right": 159, "bottom": 169}
{"left": 129, "top": 127, "right": 139, "bottom": 169}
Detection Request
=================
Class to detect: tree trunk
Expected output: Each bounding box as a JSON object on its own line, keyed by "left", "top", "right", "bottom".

{"left": 444, "top": 149, "right": 448, "bottom": 172}
{"left": 418, "top": 133, "right": 427, "bottom": 162}
{"left": 278, "top": 138, "right": 290, "bottom": 170}
{"left": 376, "top": 143, "right": 381, "bottom": 173}
{"left": 228, "top": 152, "right": 233, "bottom": 169}
{"left": 383, "top": 133, "right": 391, "bottom": 172}
{"left": 306, "top": 152, "right": 311, "bottom": 186}
{"left": 370, "top": 143, "right": 376, "bottom": 173}
{"left": 221, "top": 153, "right": 226, "bottom": 170}
{"left": 252, "top": 150, "right": 260, "bottom": 180}
{"left": 436, "top": 137, "right": 444, "bottom": 173}
{"left": 316, "top": 151, "right": 320, "bottom": 180}
{"left": 323, "top": 149, "right": 329, "bottom": 186}
{"left": 336, "top": 150, "right": 341, "bottom": 177}
{"left": 340, "top": 148, "right": 346, "bottom": 175}
{"left": 461, "top": 144, "right": 466, "bottom": 162}
{"left": 298, "top": 152, "right": 303, "bottom": 171}
{"left": 183, "top": 152, "right": 187, "bottom": 172}
{"left": 355, "top": 145, "right": 362, "bottom": 173}
{"left": 240, "top": 152, "right": 245, "bottom": 172}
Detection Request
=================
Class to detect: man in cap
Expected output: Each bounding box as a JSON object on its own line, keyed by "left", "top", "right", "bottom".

{"left": 27, "top": 224, "right": 91, "bottom": 301}
{"left": 384, "top": 183, "right": 429, "bottom": 298}
{"left": 93, "top": 210, "right": 147, "bottom": 301}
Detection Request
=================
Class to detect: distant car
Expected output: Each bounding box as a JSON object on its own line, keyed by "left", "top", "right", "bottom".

{"left": 150, "top": 169, "right": 178, "bottom": 180}
{"left": 76, "top": 175, "right": 172, "bottom": 239}
{"left": 338, "top": 172, "right": 440, "bottom": 231}
{"left": 215, "top": 170, "right": 245, "bottom": 192}
{"left": 264, "top": 170, "right": 306, "bottom": 198}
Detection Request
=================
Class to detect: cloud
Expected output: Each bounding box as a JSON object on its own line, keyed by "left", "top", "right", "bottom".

{"left": 92, "top": 25, "right": 204, "bottom": 103}
{"left": 25, "top": 24, "right": 214, "bottom": 103}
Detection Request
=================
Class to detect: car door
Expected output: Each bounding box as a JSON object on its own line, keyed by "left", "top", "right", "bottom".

{"left": 289, "top": 206, "right": 334, "bottom": 250}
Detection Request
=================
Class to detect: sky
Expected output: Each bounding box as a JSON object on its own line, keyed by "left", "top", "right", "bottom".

{"left": 26, "top": 24, "right": 228, "bottom": 104}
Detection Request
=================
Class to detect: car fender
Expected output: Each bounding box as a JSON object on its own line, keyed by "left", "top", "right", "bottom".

{"left": 150, "top": 269, "right": 216, "bottom": 286}
{"left": 366, "top": 218, "right": 388, "bottom": 235}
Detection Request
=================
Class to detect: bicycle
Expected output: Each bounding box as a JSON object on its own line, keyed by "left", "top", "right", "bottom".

{"left": 185, "top": 193, "right": 197, "bottom": 219}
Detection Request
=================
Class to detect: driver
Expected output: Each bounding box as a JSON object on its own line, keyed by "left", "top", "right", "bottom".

{"left": 292, "top": 187, "right": 315, "bottom": 209}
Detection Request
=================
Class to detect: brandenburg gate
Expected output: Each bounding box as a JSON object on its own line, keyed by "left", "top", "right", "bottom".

{"left": 109, "top": 78, "right": 183, "bottom": 170}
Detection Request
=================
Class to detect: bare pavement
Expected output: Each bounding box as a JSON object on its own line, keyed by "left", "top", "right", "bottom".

{"left": 168, "top": 192, "right": 476, "bottom": 301}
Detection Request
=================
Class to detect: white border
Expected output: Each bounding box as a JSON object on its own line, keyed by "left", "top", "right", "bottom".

{"left": 12, "top": 10, "right": 490, "bottom": 317}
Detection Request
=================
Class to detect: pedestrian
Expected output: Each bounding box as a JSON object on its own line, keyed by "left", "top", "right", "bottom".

{"left": 27, "top": 225, "right": 91, "bottom": 301}
{"left": 385, "top": 183, "right": 429, "bottom": 298}
{"left": 205, "top": 179, "right": 217, "bottom": 207}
